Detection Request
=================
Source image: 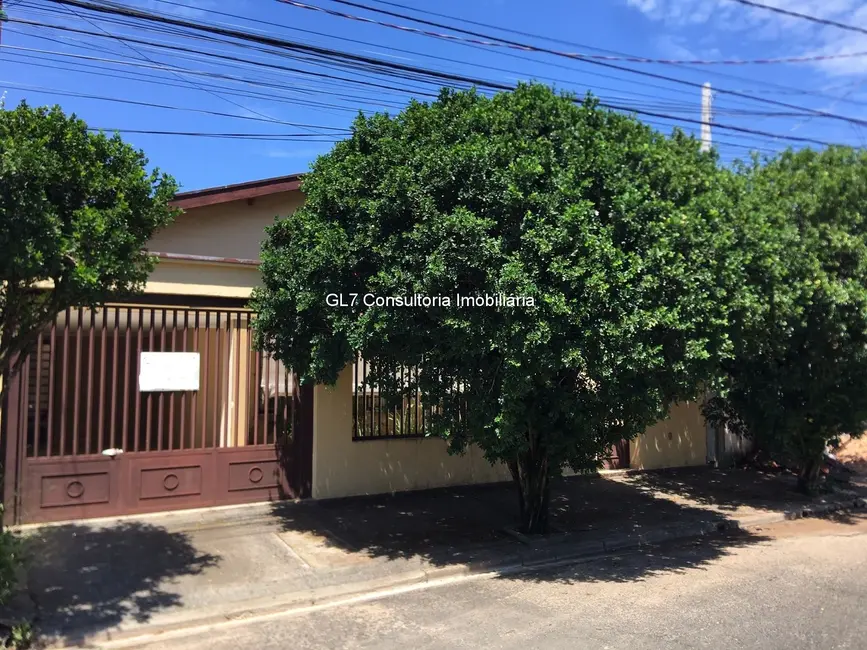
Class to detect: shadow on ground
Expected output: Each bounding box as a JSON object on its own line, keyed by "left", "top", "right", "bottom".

{"left": 24, "top": 521, "right": 219, "bottom": 648}
{"left": 625, "top": 466, "right": 865, "bottom": 512}
{"left": 22, "top": 468, "right": 861, "bottom": 646}
{"left": 270, "top": 471, "right": 792, "bottom": 580}
{"left": 513, "top": 527, "right": 771, "bottom": 585}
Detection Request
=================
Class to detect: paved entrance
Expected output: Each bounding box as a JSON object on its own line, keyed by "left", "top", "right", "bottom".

{"left": 20, "top": 469, "right": 864, "bottom": 648}
{"left": 3, "top": 301, "right": 313, "bottom": 524}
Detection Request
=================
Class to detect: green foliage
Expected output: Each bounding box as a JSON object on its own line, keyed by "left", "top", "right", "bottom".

{"left": 8, "top": 622, "right": 34, "bottom": 649}
{"left": 252, "top": 84, "right": 750, "bottom": 531}
{"left": 9, "top": 622, "right": 35, "bottom": 650}
{"left": 0, "top": 511, "right": 21, "bottom": 606}
{"left": 0, "top": 102, "right": 178, "bottom": 376}
{"left": 709, "top": 147, "right": 867, "bottom": 492}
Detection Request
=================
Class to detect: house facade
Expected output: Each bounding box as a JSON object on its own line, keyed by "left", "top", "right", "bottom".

{"left": 2, "top": 175, "right": 710, "bottom": 525}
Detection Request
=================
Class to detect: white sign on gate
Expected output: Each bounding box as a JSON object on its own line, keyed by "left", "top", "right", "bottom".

{"left": 139, "top": 352, "right": 200, "bottom": 392}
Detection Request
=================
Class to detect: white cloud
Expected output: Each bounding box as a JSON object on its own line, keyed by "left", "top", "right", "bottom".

{"left": 655, "top": 34, "right": 698, "bottom": 60}
{"left": 623, "top": 0, "right": 867, "bottom": 77}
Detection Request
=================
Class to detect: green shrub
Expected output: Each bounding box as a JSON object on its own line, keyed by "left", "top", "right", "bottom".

{"left": 0, "top": 507, "right": 22, "bottom": 606}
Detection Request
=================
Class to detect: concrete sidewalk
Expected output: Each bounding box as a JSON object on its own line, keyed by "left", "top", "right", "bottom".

{"left": 18, "top": 469, "right": 867, "bottom": 649}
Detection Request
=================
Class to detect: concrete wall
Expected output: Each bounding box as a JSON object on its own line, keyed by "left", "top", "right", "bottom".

{"left": 150, "top": 192, "right": 304, "bottom": 261}
{"left": 630, "top": 401, "right": 707, "bottom": 470}
{"left": 146, "top": 260, "right": 262, "bottom": 299}
{"left": 144, "top": 190, "right": 304, "bottom": 298}
{"left": 312, "top": 366, "right": 511, "bottom": 500}
{"left": 312, "top": 366, "right": 710, "bottom": 500}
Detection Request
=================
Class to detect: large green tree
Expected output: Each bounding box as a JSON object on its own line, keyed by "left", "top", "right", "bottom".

{"left": 0, "top": 102, "right": 178, "bottom": 382}
{"left": 252, "top": 84, "right": 749, "bottom": 533}
{"left": 706, "top": 147, "right": 867, "bottom": 494}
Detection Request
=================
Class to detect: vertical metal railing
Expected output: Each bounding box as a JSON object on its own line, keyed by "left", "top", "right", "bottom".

{"left": 19, "top": 305, "right": 289, "bottom": 460}
{"left": 352, "top": 356, "right": 427, "bottom": 440}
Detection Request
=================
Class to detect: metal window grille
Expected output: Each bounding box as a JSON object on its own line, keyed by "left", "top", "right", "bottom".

{"left": 351, "top": 357, "right": 429, "bottom": 440}
{"left": 351, "top": 357, "right": 473, "bottom": 441}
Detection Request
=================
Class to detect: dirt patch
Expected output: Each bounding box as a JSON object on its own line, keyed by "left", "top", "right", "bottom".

{"left": 834, "top": 436, "right": 867, "bottom": 476}
{"left": 746, "top": 511, "right": 867, "bottom": 539}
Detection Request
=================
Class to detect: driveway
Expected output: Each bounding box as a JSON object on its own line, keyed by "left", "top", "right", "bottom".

{"left": 19, "top": 468, "right": 866, "bottom": 648}
{"left": 124, "top": 513, "right": 867, "bottom": 650}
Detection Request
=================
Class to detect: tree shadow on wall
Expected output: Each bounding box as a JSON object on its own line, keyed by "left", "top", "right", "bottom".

{"left": 23, "top": 522, "right": 219, "bottom": 648}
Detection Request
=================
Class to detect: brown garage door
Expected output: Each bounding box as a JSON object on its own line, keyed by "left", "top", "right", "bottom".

{"left": 2, "top": 303, "right": 312, "bottom": 525}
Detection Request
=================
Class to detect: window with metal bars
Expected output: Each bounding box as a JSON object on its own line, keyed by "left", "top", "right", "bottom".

{"left": 351, "top": 358, "right": 428, "bottom": 440}
{"left": 351, "top": 357, "right": 473, "bottom": 441}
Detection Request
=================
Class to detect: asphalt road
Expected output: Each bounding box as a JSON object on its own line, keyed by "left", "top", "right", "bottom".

{"left": 125, "top": 514, "right": 867, "bottom": 650}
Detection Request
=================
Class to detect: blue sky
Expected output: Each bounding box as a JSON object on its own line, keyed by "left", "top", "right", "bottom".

{"left": 2, "top": 0, "right": 866, "bottom": 191}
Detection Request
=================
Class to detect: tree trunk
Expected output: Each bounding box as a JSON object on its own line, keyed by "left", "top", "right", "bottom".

{"left": 507, "top": 428, "right": 550, "bottom": 535}
{"left": 797, "top": 453, "right": 823, "bottom": 495}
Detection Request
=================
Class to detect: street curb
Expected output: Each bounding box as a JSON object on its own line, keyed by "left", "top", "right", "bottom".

{"left": 43, "top": 496, "right": 866, "bottom": 649}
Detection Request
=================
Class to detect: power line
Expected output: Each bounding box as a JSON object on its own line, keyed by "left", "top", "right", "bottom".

{"left": 292, "top": 3, "right": 856, "bottom": 111}
{"left": 725, "top": 0, "right": 867, "bottom": 37}
{"left": 16, "top": 13, "right": 457, "bottom": 93}
{"left": 5, "top": 17, "right": 428, "bottom": 106}
{"left": 313, "top": 1, "right": 866, "bottom": 66}
{"left": 4, "top": 21, "right": 787, "bottom": 139}
{"left": 0, "top": 50, "right": 400, "bottom": 116}
{"left": 4, "top": 58, "right": 409, "bottom": 118}
{"left": 87, "top": 127, "right": 342, "bottom": 140}
{"left": 84, "top": 126, "right": 773, "bottom": 153}
{"left": 33, "top": 1, "right": 855, "bottom": 147}
{"left": 23, "top": 1, "right": 840, "bottom": 120}
{"left": 360, "top": 0, "right": 867, "bottom": 109}
{"left": 2, "top": 59, "right": 785, "bottom": 153}
{"left": 95, "top": 0, "right": 730, "bottom": 106}
{"left": 56, "top": 0, "right": 310, "bottom": 132}
{"left": 2, "top": 58, "right": 789, "bottom": 156}
{"left": 6, "top": 4, "right": 784, "bottom": 155}
{"left": 23, "top": 0, "right": 867, "bottom": 115}
{"left": 365, "top": 0, "right": 867, "bottom": 119}
{"left": 0, "top": 80, "right": 354, "bottom": 130}
{"left": 15, "top": 45, "right": 784, "bottom": 143}
{"left": 1, "top": 34, "right": 442, "bottom": 98}
{"left": 3, "top": 43, "right": 825, "bottom": 147}
{"left": 277, "top": 0, "right": 867, "bottom": 130}
{"left": 16, "top": 16, "right": 772, "bottom": 117}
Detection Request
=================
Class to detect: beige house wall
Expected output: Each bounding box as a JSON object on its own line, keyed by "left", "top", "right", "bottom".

{"left": 312, "top": 366, "right": 709, "bottom": 500}
{"left": 145, "top": 260, "right": 262, "bottom": 298}
{"left": 630, "top": 401, "right": 707, "bottom": 470}
{"left": 34, "top": 191, "right": 302, "bottom": 299}
{"left": 312, "top": 365, "right": 511, "bottom": 500}
{"left": 149, "top": 191, "right": 304, "bottom": 261}
{"left": 143, "top": 190, "right": 304, "bottom": 298}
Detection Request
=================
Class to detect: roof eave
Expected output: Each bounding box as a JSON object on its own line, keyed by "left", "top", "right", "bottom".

{"left": 171, "top": 173, "right": 305, "bottom": 210}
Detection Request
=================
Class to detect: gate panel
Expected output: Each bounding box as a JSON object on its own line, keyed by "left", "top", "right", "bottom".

{"left": 125, "top": 450, "right": 218, "bottom": 514}
{"left": 3, "top": 302, "right": 311, "bottom": 525}
{"left": 19, "top": 457, "right": 120, "bottom": 524}
{"left": 216, "top": 447, "right": 287, "bottom": 504}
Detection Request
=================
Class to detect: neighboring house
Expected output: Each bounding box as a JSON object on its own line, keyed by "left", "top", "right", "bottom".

{"left": 2, "top": 174, "right": 709, "bottom": 525}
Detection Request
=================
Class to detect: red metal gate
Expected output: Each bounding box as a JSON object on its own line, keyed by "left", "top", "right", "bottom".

{"left": 2, "top": 303, "right": 312, "bottom": 525}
